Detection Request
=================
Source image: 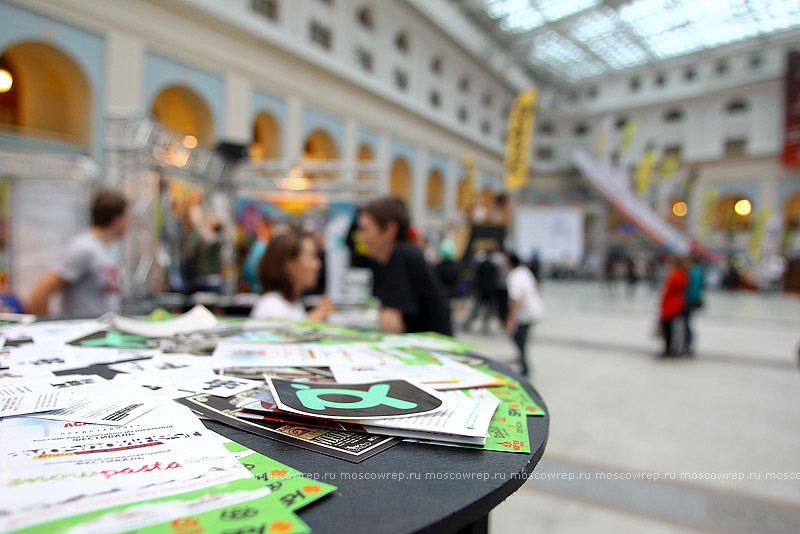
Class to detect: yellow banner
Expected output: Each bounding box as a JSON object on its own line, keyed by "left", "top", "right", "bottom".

{"left": 634, "top": 149, "right": 657, "bottom": 196}
{"left": 461, "top": 153, "right": 477, "bottom": 211}
{"left": 620, "top": 120, "right": 636, "bottom": 151}
{"left": 660, "top": 153, "right": 679, "bottom": 182}
{"left": 504, "top": 87, "right": 537, "bottom": 192}
{"left": 698, "top": 187, "right": 718, "bottom": 237}
{"left": 749, "top": 206, "right": 771, "bottom": 260}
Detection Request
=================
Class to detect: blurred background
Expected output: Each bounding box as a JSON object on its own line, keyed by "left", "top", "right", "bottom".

{"left": 0, "top": 0, "right": 799, "bottom": 532}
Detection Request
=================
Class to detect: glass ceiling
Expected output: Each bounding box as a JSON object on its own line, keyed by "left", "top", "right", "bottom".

{"left": 478, "top": 0, "right": 800, "bottom": 81}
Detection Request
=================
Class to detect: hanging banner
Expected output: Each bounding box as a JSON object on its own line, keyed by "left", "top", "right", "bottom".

{"left": 461, "top": 153, "right": 477, "bottom": 210}
{"left": 504, "top": 87, "right": 537, "bottom": 192}
{"left": 594, "top": 116, "right": 613, "bottom": 160}
{"left": 698, "top": 187, "right": 718, "bottom": 237}
{"left": 782, "top": 52, "right": 800, "bottom": 167}
{"left": 660, "top": 153, "right": 679, "bottom": 183}
{"left": 634, "top": 149, "right": 657, "bottom": 196}
{"left": 620, "top": 120, "right": 637, "bottom": 152}
{"left": 749, "top": 207, "right": 772, "bottom": 260}
{"left": 681, "top": 166, "right": 699, "bottom": 201}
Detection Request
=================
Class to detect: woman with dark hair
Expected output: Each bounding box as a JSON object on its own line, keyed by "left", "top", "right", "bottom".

{"left": 250, "top": 233, "right": 335, "bottom": 321}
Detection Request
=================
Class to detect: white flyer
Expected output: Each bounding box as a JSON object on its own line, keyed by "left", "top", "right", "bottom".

{"left": 48, "top": 374, "right": 108, "bottom": 389}
{"left": 330, "top": 356, "right": 501, "bottom": 390}
{"left": 0, "top": 404, "right": 255, "bottom": 533}
{"left": 26, "top": 382, "right": 165, "bottom": 426}
{"left": 176, "top": 374, "right": 263, "bottom": 398}
{"left": 212, "top": 342, "right": 393, "bottom": 367}
{"left": 350, "top": 396, "right": 499, "bottom": 445}
{"left": 0, "top": 389, "right": 73, "bottom": 417}
{"left": 112, "top": 305, "right": 218, "bottom": 337}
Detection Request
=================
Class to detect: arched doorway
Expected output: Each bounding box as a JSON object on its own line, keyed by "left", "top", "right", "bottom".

{"left": 713, "top": 194, "right": 751, "bottom": 232}
{"left": 390, "top": 158, "right": 411, "bottom": 203}
{"left": 303, "top": 129, "right": 338, "bottom": 160}
{"left": 784, "top": 192, "right": 800, "bottom": 228}
{"left": 668, "top": 197, "right": 688, "bottom": 230}
{"left": 250, "top": 112, "right": 281, "bottom": 159}
{"left": 0, "top": 41, "right": 91, "bottom": 146}
{"left": 356, "top": 143, "right": 374, "bottom": 182}
{"left": 426, "top": 170, "right": 443, "bottom": 211}
{"left": 151, "top": 85, "right": 214, "bottom": 147}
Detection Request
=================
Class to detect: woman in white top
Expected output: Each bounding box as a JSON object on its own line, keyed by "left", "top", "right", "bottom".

{"left": 505, "top": 252, "right": 545, "bottom": 378}
{"left": 250, "top": 233, "right": 335, "bottom": 321}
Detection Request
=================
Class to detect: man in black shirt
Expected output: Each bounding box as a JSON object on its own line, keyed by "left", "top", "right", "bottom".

{"left": 358, "top": 197, "right": 452, "bottom": 335}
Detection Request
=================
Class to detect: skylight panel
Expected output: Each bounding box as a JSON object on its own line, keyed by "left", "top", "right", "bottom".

{"left": 534, "top": 0, "right": 600, "bottom": 22}
{"left": 485, "top": 0, "right": 545, "bottom": 33}
{"left": 531, "top": 30, "right": 606, "bottom": 80}
{"left": 570, "top": 8, "right": 649, "bottom": 69}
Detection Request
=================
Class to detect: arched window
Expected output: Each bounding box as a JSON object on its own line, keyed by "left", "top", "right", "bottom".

{"left": 390, "top": 158, "right": 411, "bottom": 203}
{"left": 574, "top": 123, "right": 590, "bottom": 137}
{"left": 356, "top": 7, "right": 373, "bottom": 30}
{"left": 664, "top": 109, "right": 684, "bottom": 123}
{"left": 426, "top": 170, "right": 444, "bottom": 211}
{"left": 430, "top": 56, "right": 442, "bottom": 75}
{"left": 725, "top": 99, "right": 749, "bottom": 114}
{"left": 250, "top": 112, "right": 281, "bottom": 159}
{"left": 0, "top": 42, "right": 92, "bottom": 146}
{"left": 395, "top": 32, "right": 409, "bottom": 54}
{"left": 152, "top": 85, "right": 214, "bottom": 147}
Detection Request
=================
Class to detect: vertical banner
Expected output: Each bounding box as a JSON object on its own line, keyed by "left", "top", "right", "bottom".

{"left": 504, "top": 87, "right": 537, "bottom": 192}
{"left": 782, "top": 52, "right": 800, "bottom": 167}
{"left": 698, "top": 187, "right": 718, "bottom": 237}
{"left": 594, "top": 116, "right": 613, "bottom": 160}
{"left": 620, "top": 120, "right": 637, "bottom": 152}
{"left": 749, "top": 207, "right": 771, "bottom": 260}
{"left": 660, "top": 153, "right": 679, "bottom": 183}
{"left": 634, "top": 149, "right": 657, "bottom": 196}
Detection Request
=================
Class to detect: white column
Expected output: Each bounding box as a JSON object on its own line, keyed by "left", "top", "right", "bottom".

{"left": 223, "top": 72, "right": 251, "bottom": 145}
{"left": 105, "top": 30, "right": 144, "bottom": 110}
{"left": 412, "top": 146, "right": 428, "bottom": 227}
{"left": 285, "top": 95, "right": 304, "bottom": 162}
{"left": 377, "top": 132, "right": 390, "bottom": 196}
{"left": 343, "top": 118, "right": 357, "bottom": 161}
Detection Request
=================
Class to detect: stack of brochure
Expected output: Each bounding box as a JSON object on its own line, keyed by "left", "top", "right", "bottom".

{"left": 0, "top": 307, "right": 547, "bottom": 533}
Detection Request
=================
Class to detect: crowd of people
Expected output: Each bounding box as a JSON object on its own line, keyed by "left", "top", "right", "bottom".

{"left": 27, "top": 188, "right": 794, "bottom": 377}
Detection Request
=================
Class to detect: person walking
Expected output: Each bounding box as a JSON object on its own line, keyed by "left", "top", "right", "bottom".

{"left": 505, "top": 252, "right": 545, "bottom": 377}
{"left": 463, "top": 249, "right": 498, "bottom": 333}
{"left": 659, "top": 256, "right": 689, "bottom": 357}
{"left": 682, "top": 257, "right": 705, "bottom": 356}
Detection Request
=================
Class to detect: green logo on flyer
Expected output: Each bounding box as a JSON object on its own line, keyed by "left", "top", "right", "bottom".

{"left": 291, "top": 383, "right": 417, "bottom": 411}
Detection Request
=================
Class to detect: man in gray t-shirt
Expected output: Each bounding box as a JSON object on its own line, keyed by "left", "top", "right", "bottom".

{"left": 29, "top": 191, "right": 129, "bottom": 318}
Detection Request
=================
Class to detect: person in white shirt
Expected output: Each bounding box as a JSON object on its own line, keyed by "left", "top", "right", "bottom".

{"left": 505, "top": 252, "right": 545, "bottom": 377}
{"left": 250, "top": 232, "right": 335, "bottom": 321}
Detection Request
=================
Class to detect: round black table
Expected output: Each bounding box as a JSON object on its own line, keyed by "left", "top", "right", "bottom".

{"left": 205, "top": 358, "right": 549, "bottom": 534}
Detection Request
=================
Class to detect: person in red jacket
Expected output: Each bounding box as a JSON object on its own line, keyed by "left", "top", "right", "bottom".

{"left": 659, "top": 255, "right": 689, "bottom": 357}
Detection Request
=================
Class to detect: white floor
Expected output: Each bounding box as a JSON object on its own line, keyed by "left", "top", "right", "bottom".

{"left": 453, "top": 281, "right": 800, "bottom": 534}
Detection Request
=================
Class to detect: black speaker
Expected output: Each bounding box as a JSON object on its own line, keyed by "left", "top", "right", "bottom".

{"left": 215, "top": 141, "right": 248, "bottom": 162}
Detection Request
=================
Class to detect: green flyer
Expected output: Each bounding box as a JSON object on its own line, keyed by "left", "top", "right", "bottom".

{"left": 462, "top": 402, "right": 530, "bottom": 453}
{"left": 481, "top": 367, "right": 546, "bottom": 417}
{"left": 224, "top": 441, "right": 337, "bottom": 512}
{"left": 9, "top": 477, "right": 308, "bottom": 534}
